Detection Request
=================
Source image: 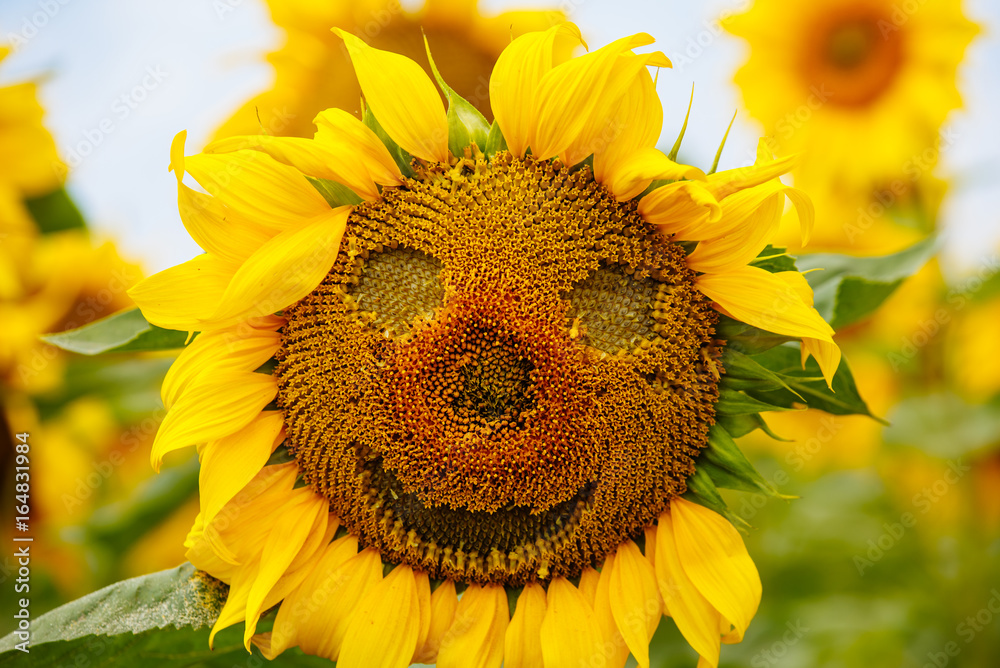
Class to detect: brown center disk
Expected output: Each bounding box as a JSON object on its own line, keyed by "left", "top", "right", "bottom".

{"left": 276, "top": 151, "right": 720, "bottom": 585}
{"left": 800, "top": 9, "right": 905, "bottom": 108}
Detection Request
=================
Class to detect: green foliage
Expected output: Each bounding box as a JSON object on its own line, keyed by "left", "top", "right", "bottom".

{"left": 42, "top": 308, "right": 191, "bottom": 355}
{"left": 716, "top": 387, "right": 794, "bottom": 416}
{"left": 700, "top": 425, "right": 789, "bottom": 498}
{"left": 715, "top": 315, "right": 795, "bottom": 356}
{"left": 739, "top": 345, "right": 880, "bottom": 420}
{"left": 796, "top": 237, "right": 936, "bottom": 330}
{"left": 25, "top": 187, "right": 87, "bottom": 234}
{"left": 751, "top": 244, "right": 799, "bottom": 273}
{"left": 424, "top": 35, "right": 491, "bottom": 156}
{"left": 884, "top": 393, "right": 1000, "bottom": 458}
{"left": 306, "top": 176, "right": 363, "bottom": 207}
{"left": 0, "top": 565, "right": 330, "bottom": 667}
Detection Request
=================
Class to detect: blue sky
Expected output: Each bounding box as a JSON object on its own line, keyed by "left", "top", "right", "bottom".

{"left": 1, "top": 0, "right": 997, "bottom": 277}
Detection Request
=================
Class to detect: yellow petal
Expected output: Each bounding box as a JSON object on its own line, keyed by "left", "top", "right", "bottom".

{"left": 128, "top": 254, "right": 235, "bottom": 332}
{"left": 413, "top": 571, "right": 432, "bottom": 657}
{"left": 339, "top": 565, "right": 421, "bottom": 668}
{"left": 567, "top": 51, "right": 668, "bottom": 170}
{"left": 638, "top": 181, "right": 722, "bottom": 240}
{"left": 171, "top": 133, "right": 273, "bottom": 263}
{"left": 205, "top": 134, "right": 380, "bottom": 201}
{"left": 316, "top": 547, "right": 385, "bottom": 660}
{"left": 332, "top": 28, "right": 448, "bottom": 163}
{"left": 594, "top": 558, "right": 631, "bottom": 668}
{"left": 609, "top": 540, "right": 663, "bottom": 668}
{"left": 489, "top": 22, "right": 585, "bottom": 157}
{"left": 533, "top": 33, "right": 659, "bottom": 161}
{"left": 540, "top": 577, "right": 607, "bottom": 668}
{"left": 687, "top": 181, "right": 814, "bottom": 274}
{"left": 579, "top": 567, "right": 601, "bottom": 607}
{"left": 243, "top": 494, "right": 329, "bottom": 648}
{"left": 696, "top": 265, "right": 835, "bottom": 343}
{"left": 313, "top": 108, "right": 403, "bottom": 188}
{"left": 607, "top": 147, "right": 706, "bottom": 202}
{"left": 209, "top": 206, "right": 350, "bottom": 326}
{"left": 504, "top": 583, "right": 546, "bottom": 668}
{"left": 437, "top": 584, "right": 508, "bottom": 668}
{"left": 644, "top": 525, "right": 658, "bottom": 570}
{"left": 199, "top": 411, "right": 284, "bottom": 525}
{"left": 671, "top": 497, "right": 761, "bottom": 643}
{"left": 413, "top": 580, "right": 459, "bottom": 663}
{"left": 266, "top": 535, "right": 361, "bottom": 659}
{"left": 150, "top": 370, "right": 276, "bottom": 470}
{"left": 802, "top": 337, "right": 842, "bottom": 389}
{"left": 161, "top": 318, "right": 282, "bottom": 410}
{"left": 182, "top": 147, "right": 329, "bottom": 229}
{"left": 706, "top": 141, "right": 797, "bottom": 202}
{"left": 655, "top": 511, "right": 722, "bottom": 667}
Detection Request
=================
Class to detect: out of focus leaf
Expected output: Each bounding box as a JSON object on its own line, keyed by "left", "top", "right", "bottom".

{"left": 796, "top": 238, "right": 936, "bottom": 330}
{"left": 42, "top": 308, "right": 191, "bottom": 355}
{"left": 884, "top": 393, "right": 1000, "bottom": 458}
{"left": 24, "top": 187, "right": 86, "bottom": 234}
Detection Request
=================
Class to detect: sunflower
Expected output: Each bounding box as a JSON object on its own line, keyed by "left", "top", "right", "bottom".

{"left": 215, "top": 0, "right": 563, "bottom": 139}
{"left": 726, "top": 0, "right": 978, "bottom": 254}
{"left": 131, "top": 24, "right": 849, "bottom": 667}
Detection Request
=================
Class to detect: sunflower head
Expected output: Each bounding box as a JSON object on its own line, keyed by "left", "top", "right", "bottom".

{"left": 131, "top": 21, "right": 854, "bottom": 668}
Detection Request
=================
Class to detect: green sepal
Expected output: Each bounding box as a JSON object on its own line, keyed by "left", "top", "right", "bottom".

{"left": 485, "top": 120, "right": 508, "bottom": 159}
{"left": 683, "top": 467, "right": 751, "bottom": 531}
{"left": 667, "top": 83, "right": 694, "bottom": 162}
{"left": 265, "top": 444, "right": 294, "bottom": 466}
{"left": 715, "top": 315, "right": 795, "bottom": 355}
{"left": 363, "top": 106, "right": 414, "bottom": 177}
{"left": 307, "top": 176, "right": 363, "bottom": 207}
{"left": 255, "top": 357, "right": 278, "bottom": 374}
{"left": 751, "top": 244, "right": 799, "bottom": 273}
{"left": 720, "top": 348, "right": 805, "bottom": 401}
{"left": 707, "top": 110, "right": 737, "bottom": 175}
{"left": 701, "top": 425, "right": 791, "bottom": 498}
{"left": 716, "top": 412, "right": 790, "bottom": 441}
{"left": 745, "top": 345, "right": 882, "bottom": 421}
{"left": 424, "top": 34, "right": 491, "bottom": 156}
{"left": 41, "top": 308, "right": 193, "bottom": 355}
{"left": 796, "top": 237, "right": 936, "bottom": 330}
{"left": 715, "top": 387, "right": 795, "bottom": 416}
{"left": 25, "top": 187, "right": 87, "bottom": 234}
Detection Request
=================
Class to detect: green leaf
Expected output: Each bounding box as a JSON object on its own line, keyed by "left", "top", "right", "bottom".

{"left": 485, "top": 120, "right": 508, "bottom": 159}
{"left": 796, "top": 237, "right": 936, "bottom": 330}
{"left": 715, "top": 387, "right": 794, "bottom": 416}
{"left": 42, "top": 308, "right": 192, "bottom": 355}
{"left": 701, "top": 425, "right": 791, "bottom": 498}
{"left": 363, "top": 107, "right": 414, "bottom": 177}
{"left": 424, "top": 34, "right": 491, "bottom": 156}
{"left": 715, "top": 315, "right": 795, "bottom": 355}
{"left": 24, "top": 187, "right": 87, "bottom": 234}
{"left": 745, "top": 344, "right": 881, "bottom": 420}
{"left": 306, "top": 176, "right": 363, "bottom": 207}
{"left": 0, "top": 564, "right": 329, "bottom": 667}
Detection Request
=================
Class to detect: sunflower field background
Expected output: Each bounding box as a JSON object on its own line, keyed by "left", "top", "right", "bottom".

{"left": 1, "top": 0, "right": 999, "bottom": 667}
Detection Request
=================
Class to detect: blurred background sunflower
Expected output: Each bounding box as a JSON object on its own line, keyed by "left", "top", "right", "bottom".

{"left": 0, "top": 0, "right": 998, "bottom": 667}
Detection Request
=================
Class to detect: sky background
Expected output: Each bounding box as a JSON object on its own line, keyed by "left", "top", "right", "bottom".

{"left": 1, "top": 0, "right": 997, "bottom": 277}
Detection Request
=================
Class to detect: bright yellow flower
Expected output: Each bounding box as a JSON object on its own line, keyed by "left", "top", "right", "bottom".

{"left": 131, "top": 24, "right": 849, "bottom": 667}
{"left": 215, "top": 0, "right": 563, "bottom": 139}
{"left": 727, "top": 0, "right": 978, "bottom": 254}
